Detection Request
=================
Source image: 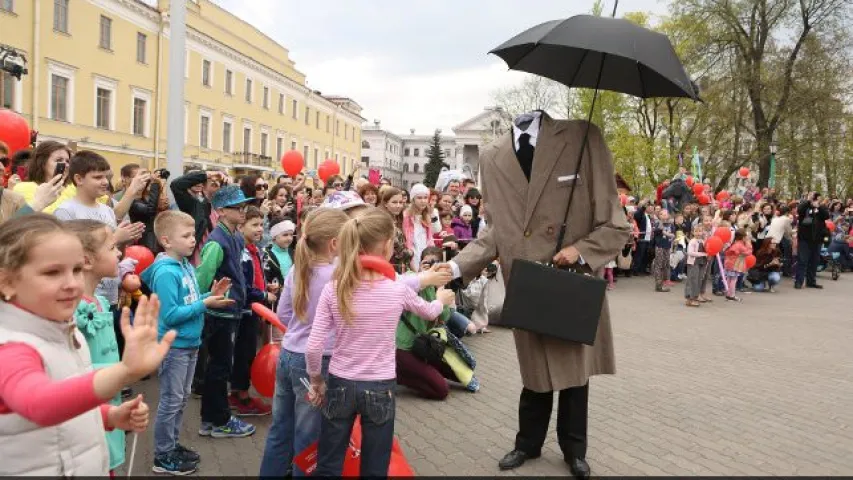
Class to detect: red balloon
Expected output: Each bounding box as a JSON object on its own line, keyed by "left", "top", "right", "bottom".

{"left": 739, "top": 167, "right": 750, "bottom": 177}
{"left": 685, "top": 176, "right": 694, "bottom": 187}
{"left": 252, "top": 302, "right": 287, "bottom": 333}
{"left": 716, "top": 190, "right": 730, "bottom": 202}
{"left": 125, "top": 245, "right": 155, "bottom": 274}
{"left": 251, "top": 343, "right": 280, "bottom": 398}
{"left": 745, "top": 254, "right": 757, "bottom": 269}
{"left": 825, "top": 220, "right": 835, "bottom": 232}
{"left": 280, "top": 150, "right": 304, "bottom": 178}
{"left": 692, "top": 184, "right": 704, "bottom": 196}
{"left": 318, "top": 160, "right": 340, "bottom": 182}
{"left": 0, "top": 109, "right": 31, "bottom": 157}
{"left": 705, "top": 236, "right": 724, "bottom": 256}
{"left": 714, "top": 227, "right": 732, "bottom": 243}
{"left": 619, "top": 193, "right": 628, "bottom": 206}
{"left": 697, "top": 193, "right": 710, "bottom": 205}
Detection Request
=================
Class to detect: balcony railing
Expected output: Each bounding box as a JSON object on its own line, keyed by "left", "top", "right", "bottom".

{"left": 233, "top": 152, "right": 273, "bottom": 168}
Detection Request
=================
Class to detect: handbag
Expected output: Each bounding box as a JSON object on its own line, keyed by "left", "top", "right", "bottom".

{"left": 400, "top": 315, "right": 445, "bottom": 365}
{"left": 499, "top": 116, "right": 608, "bottom": 346}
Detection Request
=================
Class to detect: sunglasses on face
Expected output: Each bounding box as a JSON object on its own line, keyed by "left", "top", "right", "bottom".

{"left": 256, "top": 184, "right": 269, "bottom": 191}
{"left": 332, "top": 182, "right": 344, "bottom": 188}
{"left": 224, "top": 205, "right": 248, "bottom": 213}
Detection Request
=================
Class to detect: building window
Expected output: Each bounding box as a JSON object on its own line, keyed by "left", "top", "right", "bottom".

{"left": 302, "top": 145, "right": 309, "bottom": 164}
{"left": 1, "top": 72, "right": 16, "bottom": 110}
{"left": 199, "top": 114, "right": 210, "bottom": 148}
{"left": 1, "top": 0, "right": 13, "bottom": 13}
{"left": 335, "top": 153, "right": 339, "bottom": 162}
{"left": 263, "top": 86, "right": 270, "bottom": 109}
{"left": 132, "top": 97, "right": 146, "bottom": 136}
{"left": 326, "top": 116, "right": 330, "bottom": 133}
{"left": 291, "top": 140, "right": 297, "bottom": 151}
{"left": 96, "top": 88, "right": 111, "bottom": 129}
{"left": 49, "top": 73, "right": 70, "bottom": 121}
{"left": 202, "top": 60, "right": 211, "bottom": 87}
{"left": 444, "top": 149, "right": 451, "bottom": 157}
{"left": 344, "top": 124, "right": 349, "bottom": 140}
{"left": 336, "top": 120, "right": 340, "bottom": 136}
{"left": 304, "top": 106, "right": 310, "bottom": 125}
{"left": 260, "top": 132, "right": 268, "bottom": 156}
{"left": 413, "top": 163, "right": 419, "bottom": 173}
{"left": 54, "top": 0, "right": 69, "bottom": 33}
{"left": 316, "top": 111, "right": 320, "bottom": 129}
{"left": 291, "top": 99, "right": 297, "bottom": 120}
{"left": 99, "top": 16, "right": 112, "bottom": 50}
{"left": 222, "top": 121, "right": 232, "bottom": 153}
{"left": 278, "top": 93, "right": 284, "bottom": 114}
{"left": 403, "top": 163, "right": 409, "bottom": 173}
{"left": 314, "top": 148, "right": 319, "bottom": 166}
{"left": 362, "top": 140, "right": 370, "bottom": 149}
{"left": 243, "top": 127, "right": 252, "bottom": 153}
{"left": 225, "top": 70, "right": 233, "bottom": 95}
{"left": 361, "top": 156, "right": 369, "bottom": 166}
{"left": 245, "top": 78, "right": 253, "bottom": 103}
{"left": 136, "top": 33, "right": 147, "bottom": 63}
{"left": 404, "top": 148, "right": 410, "bottom": 156}
{"left": 276, "top": 137, "right": 283, "bottom": 161}
{"left": 414, "top": 148, "right": 419, "bottom": 157}
{"left": 352, "top": 126, "right": 355, "bottom": 141}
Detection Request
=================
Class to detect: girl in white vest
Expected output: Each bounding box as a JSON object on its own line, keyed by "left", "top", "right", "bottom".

{"left": 0, "top": 214, "right": 176, "bottom": 476}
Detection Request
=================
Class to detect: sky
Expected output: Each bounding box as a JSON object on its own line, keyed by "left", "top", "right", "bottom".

{"left": 212, "top": 0, "right": 668, "bottom": 135}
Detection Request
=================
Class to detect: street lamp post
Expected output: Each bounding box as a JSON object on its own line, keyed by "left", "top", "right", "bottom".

{"left": 769, "top": 140, "right": 777, "bottom": 189}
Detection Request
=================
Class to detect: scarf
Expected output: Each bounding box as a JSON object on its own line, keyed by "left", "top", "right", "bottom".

{"left": 246, "top": 243, "right": 265, "bottom": 291}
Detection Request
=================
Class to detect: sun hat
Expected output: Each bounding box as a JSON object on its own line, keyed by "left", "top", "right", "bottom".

{"left": 321, "top": 190, "right": 366, "bottom": 211}
{"left": 270, "top": 220, "right": 296, "bottom": 238}
{"left": 212, "top": 184, "right": 252, "bottom": 210}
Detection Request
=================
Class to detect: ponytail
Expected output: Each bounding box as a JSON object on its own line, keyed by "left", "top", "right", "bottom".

{"left": 333, "top": 208, "right": 395, "bottom": 324}
{"left": 291, "top": 208, "right": 348, "bottom": 321}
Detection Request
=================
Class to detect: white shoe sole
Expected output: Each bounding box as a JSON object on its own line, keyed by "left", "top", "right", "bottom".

{"left": 152, "top": 465, "right": 197, "bottom": 476}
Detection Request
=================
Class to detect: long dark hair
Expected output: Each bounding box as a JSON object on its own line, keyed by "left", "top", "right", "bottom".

{"left": 29, "top": 141, "right": 72, "bottom": 184}
{"left": 239, "top": 174, "right": 264, "bottom": 207}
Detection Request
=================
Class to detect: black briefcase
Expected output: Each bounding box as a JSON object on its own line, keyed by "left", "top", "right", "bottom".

{"left": 497, "top": 118, "right": 606, "bottom": 346}
{"left": 500, "top": 259, "right": 605, "bottom": 345}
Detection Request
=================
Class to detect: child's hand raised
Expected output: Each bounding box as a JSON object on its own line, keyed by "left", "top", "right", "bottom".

{"left": 211, "top": 277, "right": 231, "bottom": 297}
{"left": 119, "top": 295, "right": 176, "bottom": 381}
{"left": 437, "top": 287, "right": 455, "bottom": 306}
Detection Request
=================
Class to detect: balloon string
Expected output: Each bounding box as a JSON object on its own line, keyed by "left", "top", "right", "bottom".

{"left": 716, "top": 254, "right": 732, "bottom": 297}
{"left": 126, "top": 432, "right": 138, "bottom": 477}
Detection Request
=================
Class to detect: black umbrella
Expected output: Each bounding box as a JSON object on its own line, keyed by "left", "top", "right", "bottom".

{"left": 490, "top": 14, "right": 700, "bottom": 100}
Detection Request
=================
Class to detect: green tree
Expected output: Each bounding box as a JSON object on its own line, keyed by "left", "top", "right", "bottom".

{"left": 423, "top": 130, "right": 448, "bottom": 188}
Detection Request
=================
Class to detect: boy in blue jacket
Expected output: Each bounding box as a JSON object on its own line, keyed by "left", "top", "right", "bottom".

{"left": 142, "top": 210, "right": 233, "bottom": 475}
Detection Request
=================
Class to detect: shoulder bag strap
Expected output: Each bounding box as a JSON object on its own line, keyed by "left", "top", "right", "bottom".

{"left": 399, "top": 314, "right": 421, "bottom": 335}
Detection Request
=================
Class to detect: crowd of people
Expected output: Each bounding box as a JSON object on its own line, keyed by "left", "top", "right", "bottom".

{"left": 0, "top": 140, "right": 501, "bottom": 477}
{"left": 611, "top": 170, "right": 853, "bottom": 305}
{"left": 0, "top": 139, "right": 851, "bottom": 476}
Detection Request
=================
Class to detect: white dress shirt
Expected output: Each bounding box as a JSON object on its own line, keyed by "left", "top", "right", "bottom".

{"left": 512, "top": 111, "right": 542, "bottom": 150}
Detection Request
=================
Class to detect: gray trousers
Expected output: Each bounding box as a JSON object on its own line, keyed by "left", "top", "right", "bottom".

{"left": 685, "top": 258, "right": 707, "bottom": 299}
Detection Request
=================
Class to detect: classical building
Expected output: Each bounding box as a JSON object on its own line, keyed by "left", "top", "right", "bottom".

{"left": 360, "top": 106, "right": 510, "bottom": 190}
{"left": 0, "top": 0, "right": 365, "bottom": 177}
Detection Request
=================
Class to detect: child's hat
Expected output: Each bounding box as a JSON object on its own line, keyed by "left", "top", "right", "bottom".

{"left": 460, "top": 205, "right": 473, "bottom": 216}
{"left": 212, "top": 185, "right": 252, "bottom": 210}
{"left": 322, "top": 191, "right": 365, "bottom": 211}
{"left": 270, "top": 220, "right": 296, "bottom": 238}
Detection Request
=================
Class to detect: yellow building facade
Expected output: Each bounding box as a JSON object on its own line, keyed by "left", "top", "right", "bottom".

{"left": 0, "top": 0, "right": 365, "bottom": 178}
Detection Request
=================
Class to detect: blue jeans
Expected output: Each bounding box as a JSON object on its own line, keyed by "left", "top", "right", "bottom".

{"left": 154, "top": 348, "right": 198, "bottom": 456}
{"left": 446, "top": 311, "right": 471, "bottom": 338}
{"left": 316, "top": 374, "right": 396, "bottom": 477}
{"left": 259, "top": 350, "right": 330, "bottom": 477}
{"left": 753, "top": 272, "right": 781, "bottom": 292}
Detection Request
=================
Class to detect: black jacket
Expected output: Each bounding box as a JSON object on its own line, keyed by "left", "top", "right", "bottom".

{"left": 128, "top": 181, "right": 162, "bottom": 253}
{"left": 797, "top": 201, "right": 829, "bottom": 244}
{"left": 170, "top": 171, "right": 209, "bottom": 248}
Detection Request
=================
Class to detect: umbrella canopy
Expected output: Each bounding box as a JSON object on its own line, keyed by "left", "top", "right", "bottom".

{"left": 490, "top": 15, "right": 699, "bottom": 100}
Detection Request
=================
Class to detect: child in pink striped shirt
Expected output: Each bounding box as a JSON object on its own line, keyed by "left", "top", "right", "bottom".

{"left": 305, "top": 208, "right": 455, "bottom": 477}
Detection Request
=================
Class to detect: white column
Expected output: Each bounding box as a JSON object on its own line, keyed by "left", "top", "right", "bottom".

{"left": 166, "top": 0, "right": 187, "bottom": 186}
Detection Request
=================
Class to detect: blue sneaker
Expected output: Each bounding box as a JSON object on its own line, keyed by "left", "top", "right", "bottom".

{"left": 210, "top": 416, "right": 255, "bottom": 438}
{"left": 198, "top": 422, "right": 213, "bottom": 437}
{"left": 152, "top": 451, "right": 197, "bottom": 476}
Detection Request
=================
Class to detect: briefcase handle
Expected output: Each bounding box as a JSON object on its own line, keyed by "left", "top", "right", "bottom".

{"left": 553, "top": 55, "right": 607, "bottom": 259}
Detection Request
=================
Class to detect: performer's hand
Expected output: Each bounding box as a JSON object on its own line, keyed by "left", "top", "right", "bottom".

{"left": 553, "top": 245, "right": 581, "bottom": 266}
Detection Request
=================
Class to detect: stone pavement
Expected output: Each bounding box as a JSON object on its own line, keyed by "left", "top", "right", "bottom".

{"left": 124, "top": 272, "right": 853, "bottom": 476}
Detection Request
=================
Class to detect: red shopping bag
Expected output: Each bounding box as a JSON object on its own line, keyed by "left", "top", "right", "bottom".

{"left": 292, "top": 416, "right": 414, "bottom": 476}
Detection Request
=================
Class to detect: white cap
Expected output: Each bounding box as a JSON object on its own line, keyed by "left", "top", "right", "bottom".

{"left": 270, "top": 220, "right": 296, "bottom": 238}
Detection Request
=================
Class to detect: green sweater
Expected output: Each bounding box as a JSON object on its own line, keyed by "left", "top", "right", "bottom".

{"left": 395, "top": 285, "right": 451, "bottom": 351}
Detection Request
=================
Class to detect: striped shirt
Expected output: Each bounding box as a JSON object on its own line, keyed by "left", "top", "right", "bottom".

{"left": 305, "top": 278, "right": 444, "bottom": 381}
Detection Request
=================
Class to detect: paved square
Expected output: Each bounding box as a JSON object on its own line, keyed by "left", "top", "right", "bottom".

{"left": 125, "top": 274, "right": 853, "bottom": 476}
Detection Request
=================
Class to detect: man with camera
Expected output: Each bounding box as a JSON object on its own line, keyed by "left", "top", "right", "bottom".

{"left": 795, "top": 191, "right": 830, "bottom": 289}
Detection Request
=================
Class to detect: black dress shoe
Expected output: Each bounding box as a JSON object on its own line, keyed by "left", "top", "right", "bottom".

{"left": 566, "top": 457, "right": 591, "bottom": 479}
{"left": 794, "top": 283, "right": 803, "bottom": 289}
{"left": 806, "top": 283, "right": 823, "bottom": 289}
{"left": 498, "top": 450, "right": 539, "bottom": 470}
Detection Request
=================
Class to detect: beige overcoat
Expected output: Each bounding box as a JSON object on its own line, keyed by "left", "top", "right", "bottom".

{"left": 454, "top": 114, "right": 631, "bottom": 393}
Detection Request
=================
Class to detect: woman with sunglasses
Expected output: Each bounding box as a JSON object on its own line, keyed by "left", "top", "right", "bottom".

{"left": 464, "top": 188, "right": 483, "bottom": 238}
{"left": 239, "top": 175, "right": 274, "bottom": 248}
